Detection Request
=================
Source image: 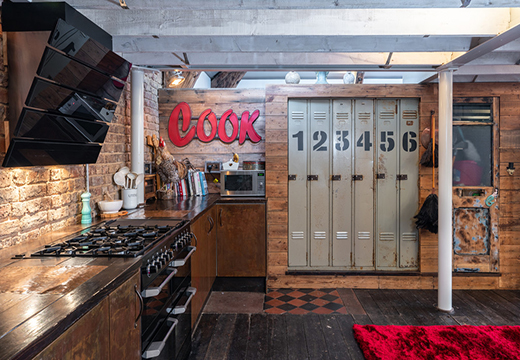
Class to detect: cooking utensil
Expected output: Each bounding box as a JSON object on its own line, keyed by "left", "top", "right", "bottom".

{"left": 126, "top": 172, "right": 137, "bottom": 189}
{"left": 118, "top": 166, "right": 130, "bottom": 175}
{"left": 113, "top": 172, "right": 126, "bottom": 187}
{"left": 135, "top": 173, "right": 144, "bottom": 187}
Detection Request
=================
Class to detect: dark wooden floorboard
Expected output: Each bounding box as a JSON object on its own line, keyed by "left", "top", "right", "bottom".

{"left": 192, "top": 290, "right": 520, "bottom": 360}
{"left": 302, "top": 314, "right": 329, "bottom": 359}
{"left": 336, "top": 314, "right": 366, "bottom": 360}
{"left": 353, "top": 290, "right": 387, "bottom": 324}
{"left": 267, "top": 314, "right": 287, "bottom": 360}
{"left": 320, "top": 315, "right": 353, "bottom": 360}
{"left": 204, "top": 314, "right": 236, "bottom": 360}
{"left": 191, "top": 314, "right": 219, "bottom": 360}
{"left": 227, "top": 314, "right": 250, "bottom": 360}
{"left": 286, "top": 315, "right": 309, "bottom": 360}
{"left": 246, "top": 314, "right": 269, "bottom": 360}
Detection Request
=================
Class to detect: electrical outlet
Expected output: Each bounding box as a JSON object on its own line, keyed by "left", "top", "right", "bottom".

{"left": 205, "top": 161, "right": 221, "bottom": 173}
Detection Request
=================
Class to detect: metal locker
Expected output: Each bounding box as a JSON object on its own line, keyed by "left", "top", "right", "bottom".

{"left": 309, "top": 100, "right": 331, "bottom": 266}
{"left": 398, "top": 99, "right": 419, "bottom": 268}
{"left": 376, "top": 99, "right": 399, "bottom": 269}
{"left": 353, "top": 99, "right": 375, "bottom": 269}
{"left": 332, "top": 100, "right": 353, "bottom": 267}
{"left": 288, "top": 99, "right": 308, "bottom": 267}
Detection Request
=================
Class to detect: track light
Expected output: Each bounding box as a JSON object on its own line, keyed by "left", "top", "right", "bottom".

{"left": 169, "top": 70, "right": 185, "bottom": 87}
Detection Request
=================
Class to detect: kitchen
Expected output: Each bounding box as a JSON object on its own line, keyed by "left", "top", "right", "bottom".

{"left": 1, "top": 1, "right": 520, "bottom": 360}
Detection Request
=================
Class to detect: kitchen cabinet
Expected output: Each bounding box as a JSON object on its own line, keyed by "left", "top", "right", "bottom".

{"left": 216, "top": 203, "right": 266, "bottom": 277}
{"left": 34, "top": 271, "right": 141, "bottom": 360}
{"left": 108, "top": 271, "right": 141, "bottom": 359}
{"left": 190, "top": 207, "right": 217, "bottom": 327}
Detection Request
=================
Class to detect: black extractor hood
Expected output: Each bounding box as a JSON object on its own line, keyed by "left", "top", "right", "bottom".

{"left": 2, "top": 1, "right": 131, "bottom": 167}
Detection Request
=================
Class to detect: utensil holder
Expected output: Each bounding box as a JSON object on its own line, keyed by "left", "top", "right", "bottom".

{"left": 122, "top": 189, "right": 138, "bottom": 209}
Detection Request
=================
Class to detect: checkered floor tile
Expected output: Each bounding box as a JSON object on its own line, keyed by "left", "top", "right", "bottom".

{"left": 264, "top": 288, "right": 347, "bottom": 315}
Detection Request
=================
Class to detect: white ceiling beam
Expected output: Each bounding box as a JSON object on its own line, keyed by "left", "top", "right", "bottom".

{"left": 28, "top": 0, "right": 520, "bottom": 9}
{"left": 114, "top": 35, "right": 472, "bottom": 53}
{"left": 437, "top": 22, "right": 520, "bottom": 70}
{"left": 122, "top": 51, "right": 454, "bottom": 68}
{"left": 79, "top": 8, "right": 512, "bottom": 37}
{"left": 454, "top": 65, "right": 520, "bottom": 75}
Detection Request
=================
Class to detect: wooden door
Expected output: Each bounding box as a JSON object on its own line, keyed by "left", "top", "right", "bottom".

{"left": 109, "top": 271, "right": 141, "bottom": 360}
{"left": 216, "top": 203, "right": 266, "bottom": 277}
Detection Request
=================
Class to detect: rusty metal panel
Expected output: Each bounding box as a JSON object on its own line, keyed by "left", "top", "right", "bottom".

{"left": 332, "top": 99, "right": 353, "bottom": 267}
{"left": 399, "top": 98, "right": 419, "bottom": 269}
{"left": 376, "top": 99, "right": 398, "bottom": 269}
{"left": 309, "top": 99, "right": 331, "bottom": 266}
{"left": 453, "top": 208, "right": 490, "bottom": 255}
{"left": 288, "top": 99, "right": 308, "bottom": 267}
{"left": 353, "top": 99, "right": 374, "bottom": 269}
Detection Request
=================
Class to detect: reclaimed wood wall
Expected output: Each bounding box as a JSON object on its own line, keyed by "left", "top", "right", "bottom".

{"left": 265, "top": 83, "right": 520, "bottom": 290}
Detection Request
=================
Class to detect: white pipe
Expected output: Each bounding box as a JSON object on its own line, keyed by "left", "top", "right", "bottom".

{"left": 85, "top": 164, "right": 89, "bottom": 193}
{"left": 131, "top": 67, "right": 145, "bottom": 205}
{"left": 438, "top": 69, "right": 454, "bottom": 313}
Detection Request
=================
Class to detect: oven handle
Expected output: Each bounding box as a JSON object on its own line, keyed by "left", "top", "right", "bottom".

{"left": 168, "top": 287, "right": 197, "bottom": 315}
{"left": 141, "top": 268, "right": 178, "bottom": 298}
{"left": 141, "top": 317, "right": 179, "bottom": 359}
{"left": 170, "top": 246, "right": 196, "bottom": 267}
{"left": 134, "top": 284, "right": 143, "bottom": 328}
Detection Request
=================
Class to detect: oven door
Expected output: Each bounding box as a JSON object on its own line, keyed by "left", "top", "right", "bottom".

{"left": 141, "top": 252, "right": 195, "bottom": 360}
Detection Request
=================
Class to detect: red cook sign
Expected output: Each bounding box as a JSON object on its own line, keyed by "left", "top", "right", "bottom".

{"left": 168, "top": 102, "right": 262, "bottom": 147}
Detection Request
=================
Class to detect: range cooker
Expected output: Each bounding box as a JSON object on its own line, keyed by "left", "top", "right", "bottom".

{"left": 27, "top": 218, "right": 197, "bottom": 360}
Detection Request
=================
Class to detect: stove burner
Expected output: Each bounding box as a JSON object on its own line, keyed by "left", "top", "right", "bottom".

{"left": 30, "top": 219, "right": 187, "bottom": 258}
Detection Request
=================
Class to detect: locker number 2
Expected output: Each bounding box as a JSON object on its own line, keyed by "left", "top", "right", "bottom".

{"left": 291, "top": 130, "right": 329, "bottom": 151}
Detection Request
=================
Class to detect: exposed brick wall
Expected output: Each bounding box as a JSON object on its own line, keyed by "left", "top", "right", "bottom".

{"left": 0, "top": 14, "right": 161, "bottom": 249}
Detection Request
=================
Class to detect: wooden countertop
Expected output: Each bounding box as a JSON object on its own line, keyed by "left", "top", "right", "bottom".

{"left": 0, "top": 194, "right": 266, "bottom": 360}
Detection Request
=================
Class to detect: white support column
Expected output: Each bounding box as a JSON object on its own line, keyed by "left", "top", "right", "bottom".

{"left": 438, "top": 69, "right": 454, "bottom": 313}
{"left": 131, "top": 67, "right": 145, "bottom": 205}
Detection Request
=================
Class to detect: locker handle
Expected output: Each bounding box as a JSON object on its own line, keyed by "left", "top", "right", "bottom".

{"left": 307, "top": 175, "right": 319, "bottom": 181}
{"left": 376, "top": 174, "right": 386, "bottom": 179}
{"left": 331, "top": 175, "right": 341, "bottom": 181}
{"left": 288, "top": 174, "right": 297, "bottom": 181}
{"left": 352, "top": 175, "right": 363, "bottom": 181}
{"left": 397, "top": 174, "right": 408, "bottom": 180}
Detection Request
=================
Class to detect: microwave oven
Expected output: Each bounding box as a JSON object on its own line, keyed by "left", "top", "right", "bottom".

{"left": 221, "top": 170, "right": 265, "bottom": 197}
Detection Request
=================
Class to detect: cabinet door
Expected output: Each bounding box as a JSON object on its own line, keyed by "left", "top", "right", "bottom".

{"left": 109, "top": 271, "right": 141, "bottom": 360}
{"left": 207, "top": 207, "right": 217, "bottom": 285}
{"left": 190, "top": 212, "right": 209, "bottom": 327}
{"left": 35, "top": 298, "right": 110, "bottom": 360}
{"left": 217, "top": 203, "right": 266, "bottom": 277}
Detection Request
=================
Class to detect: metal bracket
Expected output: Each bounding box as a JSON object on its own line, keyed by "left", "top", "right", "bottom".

{"left": 288, "top": 174, "right": 297, "bottom": 181}
{"left": 331, "top": 175, "right": 341, "bottom": 181}
{"left": 352, "top": 175, "right": 363, "bottom": 181}
{"left": 397, "top": 174, "right": 408, "bottom": 180}
{"left": 376, "top": 174, "right": 386, "bottom": 179}
{"left": 307, "top": 175, "right": 319, "bottom": 181}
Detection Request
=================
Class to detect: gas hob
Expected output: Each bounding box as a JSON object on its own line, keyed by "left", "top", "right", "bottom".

{"left": 29, "top": 219, "right": 188, "bottom": 258}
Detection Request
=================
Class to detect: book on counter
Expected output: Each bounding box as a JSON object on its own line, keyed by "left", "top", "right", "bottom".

{"left": 176, "top": 170, "right": 208, "bottom": 197}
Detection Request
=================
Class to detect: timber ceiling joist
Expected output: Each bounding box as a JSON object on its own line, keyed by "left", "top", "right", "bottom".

{"left": 23, "top": 1, "right": 520, "bottom": 82}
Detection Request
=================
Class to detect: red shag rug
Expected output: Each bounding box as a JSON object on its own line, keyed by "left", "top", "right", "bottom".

{"left": 353, "top": 324, "right": 520, "bottom": 360}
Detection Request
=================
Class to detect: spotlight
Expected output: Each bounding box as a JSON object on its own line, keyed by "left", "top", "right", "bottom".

{"left": 169, "top": 70, "right": 185, "bottom": 87}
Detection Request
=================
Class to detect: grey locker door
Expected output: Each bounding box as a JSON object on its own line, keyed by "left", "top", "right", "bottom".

{"left": 353, "top": 99, "right": 375, "bottom": 269}
{"left": 309, "top": 100, "right": 331, "bottom": 266}
{"left": 399, "top": 99, "right": 419, "bottom": 268}
{"left": 332, "top": 99, "right": 353, "bottom": 267}
{"left": 288, "top": 100, "right": 308, "bottom": 267}
{"left": 376, "top": 99, "right": 399, "bottom": 269}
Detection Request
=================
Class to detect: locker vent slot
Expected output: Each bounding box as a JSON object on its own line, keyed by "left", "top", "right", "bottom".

{"left": 291, "top": 231, "right": 305, "bottom": 240}
{"left": 402, "top": 233, "right": 418, "bottom": 241}
{"left": 314, "top": 231, "right": 327, "bottom": 240}
{"left": 402, "top": 110, "right": 418, "bottom": 119}
{"left": 336, "top": 112, "right": 349, "bottom": 123}
{"left": 291, "top": 111, "right": 304, "bottom": 122}
{"left": 336, "top": 232, "right": 349, "bottom": 240}
{"left": 379, "top": 232, "right": 395, "bottom": 242}
{"left": 379, "top": 111, "right": 395, "bottom": 120}
{"left": 358, "top": 112, "right": 371, "bottom": 123}
{"left": 358, "top": 232, "right": 371, "bottom": 240}
{"left": 313, "top": 112, "right": 327, "bottom": 122}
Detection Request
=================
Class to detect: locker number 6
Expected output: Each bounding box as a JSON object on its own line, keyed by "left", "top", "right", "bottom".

{"left": 402, "top": 131, "right": 417, "bottom": 152}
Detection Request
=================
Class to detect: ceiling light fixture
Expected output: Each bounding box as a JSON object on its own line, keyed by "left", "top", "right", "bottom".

{"left": 169, "top": 70, "right": 185, "bottom": 87}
